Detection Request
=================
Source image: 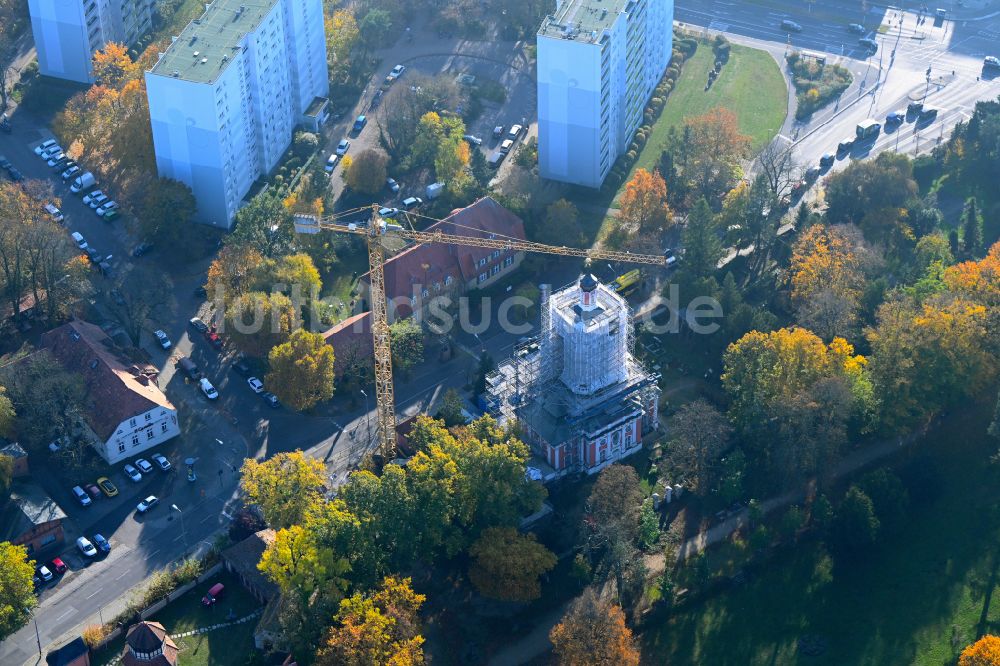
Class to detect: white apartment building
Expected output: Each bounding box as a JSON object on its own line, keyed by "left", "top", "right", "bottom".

{"left": 145, "top": 0, "right": 328, "bottom": 228}
{"left": 537, "top": 0, "right": 673, "bottom": 188}
{"left": 28, "top": 0, "right": 154, "bottom": 83}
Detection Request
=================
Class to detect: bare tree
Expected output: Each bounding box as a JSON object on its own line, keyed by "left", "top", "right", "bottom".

{"left": 755, "top": 137, "right": 798, "bottom": 200}
{"left": 107, "top": 265, "right": 174, "bottom": 347}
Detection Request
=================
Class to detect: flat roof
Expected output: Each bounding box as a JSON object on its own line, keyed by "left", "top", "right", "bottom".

{"left": 149, "top": 0, "right": 278, "bottom": 84}
{"left": 538, "top": 0, "right": 627, "bottom": 43}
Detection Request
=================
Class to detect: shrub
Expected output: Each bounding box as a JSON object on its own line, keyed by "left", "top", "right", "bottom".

{"left": 82, "top": 624, "right": 111, "bottom": 648}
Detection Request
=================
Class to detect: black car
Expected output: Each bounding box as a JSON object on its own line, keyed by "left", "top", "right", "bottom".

{"left": 86, "top": 247, "right": 101, "bottom": 263}
{"left": 848, "top": 23, "right": 866, "bottom": 34}
{"left": 233, "top": 357, "right": 252, "bottom": 377}
{"left": 859, "top": 37, "right": 878, "bottom": 53}
{"left": 7, "top": 167, "right": 23, "bottom": 182}
{"left": 189, "top": 317, "right": 209, "bottom": 333}
{"left": 262, "top": 392, "right": 280, "bottom": 408}
{"left": 781, "top": 19, "right": 803, "bottom": 32}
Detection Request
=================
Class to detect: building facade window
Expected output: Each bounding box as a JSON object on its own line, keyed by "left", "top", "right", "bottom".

{"left": 478, "top": 272, "right": 488, "bottom": 284}
{"left": 503, "top": 256, "right": 514, "bottom": 268}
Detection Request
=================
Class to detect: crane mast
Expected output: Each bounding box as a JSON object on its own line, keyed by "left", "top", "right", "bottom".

{"left": 294, "top": 208, "right": 666, "bottom": 460}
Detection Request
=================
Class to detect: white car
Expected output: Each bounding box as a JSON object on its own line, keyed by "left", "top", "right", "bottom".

{"left": 76, "top": 536, "right": 98, "bottom": 557}
{"left": 335, "top": 139, "right": 350, "bottom": 156}
{"left": 40, "top": 145, "right": 62, "bottom": 159}
{"left": 135, "top": 458, "right": 153, "bottom": 474}
{"left": 462, "top": 134, "right": 483, "bottom": 146}
{"left": 82, "top": 189, "right": 104, "bottom": 206}
{"left": 34, "top": 139, "right": 57, "bottom": 155}
{"left": 151, "top": 453, "right": 171, "bottom": 471}
{"left": 87, "top": 193, "right": 109, "bottom": 209}
{"left": 95, "top": 201, "right": 118, "bottom": 216}
{"left": 153, "top": 329, "right": 171, "bottom": 349}
{"left": 199, "top": 377, "right": 218, "bottom": 400}
{"left": 37, "top": 565, "right": 53, "bottom": 582}
{"left": 247, "top": 377, "right": 264, "bottom": 393}
{"left": 46, "top": 152, "right": 65, "bottom": 167}
{"left": 325, "top": 154, "right": 339, "bottom": 172}
{"left": 386, "top": 177, "right": 400, "bottom": 193}
{"left": 123, "top": 463, "right": 142, "bottom": 482}
{"left": 60, "top": 165, "right": 81, "bottom": 180}
{"left": 136, "top": 495, "right": 158, "bottom": 513}
{"left": 388, "top": 64, "right": 405, "bottom": 80}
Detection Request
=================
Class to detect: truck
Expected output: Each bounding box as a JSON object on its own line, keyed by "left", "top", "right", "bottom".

{"left": 70, "top": 171, "right": 96, "bottom": 194}
{"left": 855, "top": 119, "right": 881, "bottom": 141}
{"left": 612, "top": 269, "right": 642, "bottom": 296}
{"left": 426, "top": 182, "right": 445, "bottom": 200}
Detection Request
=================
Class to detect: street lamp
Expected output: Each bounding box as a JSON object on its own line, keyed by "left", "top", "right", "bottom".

{"left": 172, "top": 504, "right": 189, "bottom": 556}
{"left": 359, "top": 389, "right": 372, "bottom": 451}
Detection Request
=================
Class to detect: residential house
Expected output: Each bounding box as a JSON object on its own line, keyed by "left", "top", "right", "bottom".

{"left": 222, "top": 529, "right": 279, "bottom": 603}
{"left": 41, "top": 321, "right": 180, "bottom": 465}
{"left": 321, "top": 312, "right": 372, "bottom": 380}
{"left": 359, "top": 197, "right": 527, "bottom": 323}
{"left": 1, "top": 480, "right": 67, "bottom": 556}
{"left": 0, "top": 441, "right": 30, "bottom": 477}
{"left": 122, "top": 621, "right": 178, "bottom": 666}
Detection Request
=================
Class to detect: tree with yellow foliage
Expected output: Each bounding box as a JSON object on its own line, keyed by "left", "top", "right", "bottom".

{"left": 468, "top": 527, "right": 556, "bottom": 602}
{"left": 960, "top": 635, "right": 1000, "bottom": 666}
{"left": 266, "top": 329, "right": 336, "bottom": 411}
{"left": 549, "top": 589, "right": 640, "bottom": 666}
{"left": 619, "top": 168, "right": 671, "bottom": 233}
{"left": 314, "top": 577, "right": 426, "bottom": 666}
{"left": 240, "top": 451, "right": 327, "bottom": 529}
{"left": 206, "top": 244, "right": 264, "bottom": 303}
{"left": 91, "top": 42, "right": 139, "bottom": 88}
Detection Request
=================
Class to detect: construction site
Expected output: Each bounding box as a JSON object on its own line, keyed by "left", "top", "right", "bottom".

{"left": 486, "top": 273, "right": 661, "bottom": 481}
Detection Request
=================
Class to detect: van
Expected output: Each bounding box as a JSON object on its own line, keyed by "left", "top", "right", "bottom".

{"left": 72, "top": 485, "right": 92, "bottom": 507}
{"left": 402, "top": 196, "right": 423, "bottom": 210}
{"left": 70, "top": 172, "right": 96, "bottom": 194}
{"left": 70, "top": 232, "right": 87, "bottom": 250}
{"left": 45, "top": 203, "right": 64, "bottom": 223}
{"left": 201, "top": 582, "right": 224, "bottom": 606}
{"left": 488, "top": 151, "right": 505, "bottom": 168}
{"left": 177, "top": 357, "right": 200, "bottom": 380}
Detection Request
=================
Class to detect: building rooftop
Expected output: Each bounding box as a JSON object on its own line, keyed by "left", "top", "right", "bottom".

{"left": 538, "top": 0, "right": 625, "bottom": 43}
{"left": 222, "top": 529, "right": 279, "bottom": 601}
{"left": 1, "top": 481, "right": 67, "bottom": 543}
{"left": 149, "top": 0, "right": 278, "bottom": 84}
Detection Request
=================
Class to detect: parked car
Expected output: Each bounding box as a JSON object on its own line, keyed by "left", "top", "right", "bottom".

{"left": 92, "top": 534, "right": 111, "bottom": 554}
{"left": 87, "top": 194, "right": 109, "bottom": 210}
{"left": 153, "top": 329, "right": 171, "bottom": 349}
{"left": 487, "top": 151, "right": 505, "bottom": 168}
{"left": 135, "top": 458, "right": 153, "bottom": 474}
{"left": 199, "top": 377, "right": 219, "bottom": 400}
{"left": 70, "top": 231, "right": 87, "bottom": 250}
{"left": 493, "top": 125, "right": 505, "bottom": 139}
{"left": 95, "top": 201, "right": 118, "bottom": 216}
{"left": 72, "top": 485, "right": 92, "bottom": 507}
{"left": 60, "top": 165, "right": 81, "bottom": 181}
{"left": 378, "top": 206, "right": 399, "bottom": 218}
{"left": 907, "top": 100, "right": 924, "bottom": 115}
{"left": 500, "top": 139, "right": 514, "bottom": 154}
{"left": 123, "top": 463, "right": 142, "bottom": 482}
{"left": 262, "top": 392, "right": 280, "bottom": 408}
{"left": 83, "top": 189, "right": 104, "bottom": 206}
{"left": 136, "top": 495, "right": 158, "bottom": 513}
{"left": 462, "top": 134, "right": 483, "bottom": 146}
{"left": 335, "top": 139, "right": 350, "bottom": 156}
{"left": 34, "top": 139, "right": 57, "bottom": 155}
{"left": 202, "top": 582, "right": 225, "bottom": 606}
{"left": 402, "top": 196, "right": 423, "bottom": 210}
{"left": 837, "top": 136, "right": 855, "bottom": 152}
{"left": 206, "top": 331, "right": 223, "bottom": 350}
{"left": 177, "top": 356, "right": 200, "bottom": 380}
{"left": 886, "top": 110, "right": 905, "bottom": 124}
{"left": 919, "top": 106, "right": 939, "bottom": 121}
{"left": 36, "top": 565, "right": 53, "bottom": 582}
{"left": 132, "top": 242, "right": 153, "bottom": 257}
{"left": 387, "top": 64, "right": 405, "bottom": 82}
{"left": 103, "top": 210, "right": 121, "bottom": 222}
{"left": 151, "top": 453, "right": 171, "bottom": 471}
{"left": 84, "top": 483, "right": 102, "bottom": 499}
{"left": 97, "top": 477, "right": 118, "bottom": 497}
{"left": 370, "top": 89, "right": 384, "bottom": 109}
{"left": 77, "top": 536, "right": 98, "bottom": 557}
{"left": 507, "top": 125, "right": 523, "bottom": 140}
{"left": 386, "top": 177, "right": 400, "bottom": 193}
{"left": 325, "top": 154, "right": 339, "bottom": 173}
{"left": 70, "top": 171, "right": 96, "bottom": 194}
{"left": 781, "top": 19, "right": 802, "bottom": 32}
{"left": 44, "top": 203, "right": 64, "bottom": 223}
{"left": 40, "top": 145, "right": 62, "bottom": 160}
{"left": 352, "top": 114, "right": 367, "bottom": 132}
{"left": 233, "top": 356, "right": 252, "bottom": 377}
{"left": 247, "top": 377, "right": 264, "bottom": 393}
{"left": 50, "top": 156, "right": 71, "bottom": 171}
{"left": 7, "top": 167, "right": 23, "bottom": 182}
{"left": 46, "top": 152, "right": 66, "bottom": 167}
{"left": 189, "top": 317, "right": 209, "bottom": 333}
{"left": 49, "top": 557, "right": 67, "bottom": 574}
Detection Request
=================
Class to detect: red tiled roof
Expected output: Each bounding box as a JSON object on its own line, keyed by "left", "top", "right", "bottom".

{"left": 321, "top": 312, "right": 373, "bottom": 377}
{"left": 40, "top": 321, "right": 175, "bottom": 441}
{"left": 364, "top": 197, "right": 526, "bottom": 318}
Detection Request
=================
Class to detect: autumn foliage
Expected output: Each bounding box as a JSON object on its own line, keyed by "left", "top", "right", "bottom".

{"left": 549, "top": 589, "right": 640, "bottom": 666}
{"left": 960, "top": 635, "right": 1000, "bottom": 666}
{"left": 619, "top": 168, "right": 671, "bottom": 233}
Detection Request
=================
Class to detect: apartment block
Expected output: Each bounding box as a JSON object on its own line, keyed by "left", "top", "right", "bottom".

{"left": 28, "top": 0, "right": 154, "bottom": 83}
{"left": 537, "top": 0, "right": 673, "bottom": 188}
{"left": 145, "top": 0, "right": 328, "bottom": 228}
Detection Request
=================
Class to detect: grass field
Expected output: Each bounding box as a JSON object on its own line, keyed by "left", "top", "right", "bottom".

{"left": 630, "top": 43, "right": 788, "bottom": 178}
{"left": 92, "top": 570, "right": 262, "bottom": 666}
{"left": 640, "top": 402, "right": 1000, "bottom": 665}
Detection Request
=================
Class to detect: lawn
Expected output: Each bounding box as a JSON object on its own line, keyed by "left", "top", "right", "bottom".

{"left": 639, "top": 402, "right": 1000, "bottom": 665}
{"left": 92, "top": 570, "right": 263, "bottom": 666}
{"left": 630, "top": 43, "right": 788, "bottom": 178}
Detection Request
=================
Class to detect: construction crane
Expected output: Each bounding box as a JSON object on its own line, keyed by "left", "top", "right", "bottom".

{"left": 294, "top": 205, "right": 667, "bottom": 459}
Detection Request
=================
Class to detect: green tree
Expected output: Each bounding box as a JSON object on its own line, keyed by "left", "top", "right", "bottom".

{"left": 0, "top": 454, "right": 13, "bottom": 502}
{"left": 468, "top": 527, "right": 557, "bottom": 602}
{"left": 345, "top": 149, "right": 389, "bottom": 195}
{"left": 0, "top": 385, "right": 14, "bottom": 439}
{"left": 314, "top": 576, "right": 425, "bottom": 666}
{"left": 229, "top": 191, "right": 295, "bottom": 258}
{"left": 224, "top": 291, "right": 297, "bottom": 358}
{"left": 680, "top": 197, "right": 723, "bottom": 281}
{"left": 829, "top": 485, "right": 880, "bottom": 561}
{"left": 536, "top": 199, "right": 583, "bottom": 247}
{"left": 266, "top": 329, "right": 336, "bottom": 411}
{"left": 133, "top": 178, "right": 197, "bottom": 248}
{"left": 292, "top": 131, "right": 318, "bottom": 160}
{"left": 436, "top": 388, "right": 466, "bottom": 427}
{"left": 858, "top": 468, "right": 909, "bottom": 530}
{"left": 0, "top": 541, "right": 36, "bottom": 640}
{"left": 358, "top": 9, "right": 392, "bottom": 51}
{"left": 963, "top": 197, "right": 984, "bottom": 256}
{"left": 811, "top": 493, "right": 834, "bottom": 531}
{"left": 240, "top": 451, "right": 327, "bottom": 529}
{"left": 389, "top": 318, "right": 424, "bottom": 373}
{"left": 638, "top": 499, "right": 660, "bottom": 550}
{"left": 824, "top": 152, "right": 918, "bottom": 247}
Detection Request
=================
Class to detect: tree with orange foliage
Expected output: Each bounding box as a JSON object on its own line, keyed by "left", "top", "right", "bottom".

{"left": 205, "top": 244, "right": 264, "bottom": 304}
{"left": 790, "top": 224, "right": 877, "bottom": 339}
{"left": 676, "top": 106, "right": 751, "bottom": 201}
{"left": 549, "top": 589, "right": 639, "bottom": 666}
{"left": 91, "top": 42, "right": 139, "bottom": 88}
{"left": 960, "top": 635, "right": 1000, "bottom": 666}
{"left": 314, "top": 576, "right": 426, "bottom": 666}
{"left": 619, "top": 168, "right": 671, "bottom": 233}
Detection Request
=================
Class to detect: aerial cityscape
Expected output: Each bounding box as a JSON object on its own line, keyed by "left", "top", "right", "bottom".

{"left": 1, "top": 0, "right": 1000, "bottom": 663}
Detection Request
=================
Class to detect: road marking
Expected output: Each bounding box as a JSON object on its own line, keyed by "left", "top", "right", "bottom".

{"left": 708, "top": 20, "right": 729, "bottom": 31}
{"left": 85, "top": 587, "right": 103, "bottom": 599}
{"left": 55, "top": 608, "right": 75, "bottom": 622}
{"left": 115, "top": 569, "right": 133, "bottom": 580}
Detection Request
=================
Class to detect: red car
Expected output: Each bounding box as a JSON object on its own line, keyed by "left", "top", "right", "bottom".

{"left": 49, "top": 557, "right": 67, "bottom": 575}
{"left": 205, "top": 332, "right": 223, "bottom": 350}
{"left": 84, "top": 483, "right": 101, "bottom": 499}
